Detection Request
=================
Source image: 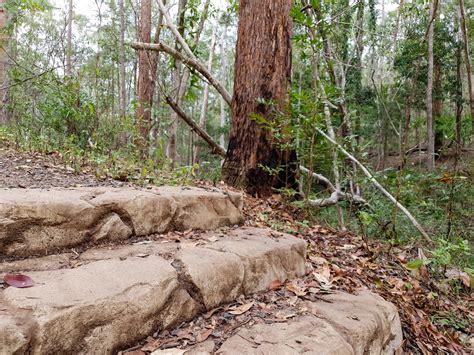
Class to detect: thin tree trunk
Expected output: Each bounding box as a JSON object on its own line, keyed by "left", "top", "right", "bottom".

{"left": 222, "top": 0, "right": 298, "bottom": 197}
{"left": 219, "top": 20, "right": 228, "bottom": 149}
{"left": 66, "top": 0, "right": 73, "bottom": 76}
{"left": 0, "top": 0, "right": 9, "bottom": 123}
{"left": 455, "top": 43, "right": 463, "bottom": 150}
{"left": 455, "top": 10, "right": 463, "bottom": 150}
{"left": 193, "top": 28, "right": 216, "bottom": 164}
{"left": 459, "top": 0, "right": 474, "bottom": 130}
{"left": 118, "top": 0, "right": 127, "bottom": 118}
{"left": 426, "top": 0, "right": 437, "bottom": 170}
{"left": 136, "top": 0, "right": 154, "bottom": 155}
{"left": 167, "top": 0, "right": 187, "bottom": 165}
{"left": 433, "top": 60, "right": 443, "bottom": 153}
{"left": 392, "top": 0, "right": 404, "bottom": 54}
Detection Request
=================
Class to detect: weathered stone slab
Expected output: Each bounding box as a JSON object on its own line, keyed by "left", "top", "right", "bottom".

{"left": 305, "top": 291, "right": 403, "bottom": 354}
{"left": 217, "top": 315, "right": 353, "bottom": 355}
{"left": 1, "top": 256, "right": 197, "bottom": 354}
{"left": 0, "top": 187, "right": 243, "bottom": 257}
{"left": 216, "top": 291, "right": 403, "bottom": 355}
{"left": 0, "top": 228, "right": 307, "bottom": 354}
{"left": 203, "top": 228, "right": 307, "bottom": 294}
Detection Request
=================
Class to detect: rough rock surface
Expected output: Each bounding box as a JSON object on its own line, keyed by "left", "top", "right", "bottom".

{"left": 0, "top": 186, "right": 243, "bottom": 257}
{"left": 0, "top": 228, "right": 307, "bottom": 354}
{"left": 191, "top": 291, "right": 402, "bottom": 355}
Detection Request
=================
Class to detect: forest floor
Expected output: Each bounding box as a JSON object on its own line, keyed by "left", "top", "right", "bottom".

{"left": 0, "top": 139, "right": 472, "bottom": 354}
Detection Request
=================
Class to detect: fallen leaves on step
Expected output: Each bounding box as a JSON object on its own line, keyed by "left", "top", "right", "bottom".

{"left": 269, "top": 279, "right": 283, "bottom": 290}
{"left": 196, "top": 328, "right": 213, "bottom": 343}
{"left": 228, "top": 302, "right": 254, "bottom": 315}
{"left": 3, "top": 273, "right": 35, "bottom": 288}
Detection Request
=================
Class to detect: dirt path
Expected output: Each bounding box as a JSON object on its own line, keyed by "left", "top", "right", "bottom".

{"left": 0, "top": 142, "right": 127, "bottom": 189}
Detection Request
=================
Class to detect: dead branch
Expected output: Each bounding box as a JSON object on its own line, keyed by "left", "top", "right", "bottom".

{"left": 315, "top": 127, "right": 432, "bottom": 242}
{"left": 132, "top": 41, "right": 232, "bottom": 106}
{"left": 164, "top": 96, "right": 226, "bottom": 157}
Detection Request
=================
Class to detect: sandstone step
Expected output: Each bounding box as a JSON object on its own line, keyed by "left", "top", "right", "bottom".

{"left": 153, "top": 291, "right": 403, "bottom": 355}
{"left": 0, "top": 227, "right": 307, "bottom": 354}
{"left": 0, "top": 186, "right": 243, "bottom": 257}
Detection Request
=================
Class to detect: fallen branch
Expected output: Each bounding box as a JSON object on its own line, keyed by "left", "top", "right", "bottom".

{"left": 315, "top": 127, "right": 432, "bottom": 242}
{"left": 299, "top": 165, "right": 336, "bottom": 191}
{"left": 164, "top": 96, "right": 226, "bottom": 157}
{"left": 156, "top": 0, "right": 196, "bottom": 60}
{"left": 299, "top": 166, "right": 366, "bottom": 207}
{"left": 132, "top": 42, "right": 232, "bottom": 106}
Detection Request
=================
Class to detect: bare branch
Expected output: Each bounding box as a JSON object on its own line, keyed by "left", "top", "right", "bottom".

{"left": 132, "top": 41, "right": 232, "bottom": 105}
{"left": 164, "top": 96, "right": 226, "bottom": 157}
{"left": 315, "top": 127, "right": 432, "bottom": 242}
{"left": 155, "top": 0, "right": 195, "bottom": 60}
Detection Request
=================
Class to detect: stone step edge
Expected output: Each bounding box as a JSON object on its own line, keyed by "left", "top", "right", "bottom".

{"left": 0, "top": 227, "right": 307, "bottom": 354}
{"left": 0, "top": 186, "right": 244, "bottom": 258}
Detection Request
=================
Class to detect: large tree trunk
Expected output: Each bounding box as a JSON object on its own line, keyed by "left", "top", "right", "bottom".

{"left": 426, "top": 0, "right": 437, "bottom": 171}
{"left": 459, "top": 0, "right": 474, "bottom": 131}
{"left": 0, "top": 0, "right": 9, "bottom": 123}
{"left": 222, "top": 0, "right": 298, "bottom": 197}
{"left": 136, "top": 0, "right": 154, "bottom": 155}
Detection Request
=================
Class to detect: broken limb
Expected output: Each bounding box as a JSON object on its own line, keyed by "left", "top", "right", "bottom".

{"left": 165, "top": 96, "right": 227, "bottom": 157}
{"left": 315, "top": 127, "right": 432, "bottom": 242}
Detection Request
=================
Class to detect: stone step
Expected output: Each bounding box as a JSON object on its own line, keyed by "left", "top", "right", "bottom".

{"left": 0, "top": 186, "right": 243, "bottom": 258}
{"left": 0, "top": 227, "right": 307, "bottom": 354}
{"left": 216, "top": 291, "right": 402, "bottom": 355}
{"left": 148, "top": 292, "right": 403, "bottom": 355}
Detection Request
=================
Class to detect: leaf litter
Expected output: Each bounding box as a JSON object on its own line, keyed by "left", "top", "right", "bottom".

{"left": 120, "top": 191, "right": 472, "bottom": 354}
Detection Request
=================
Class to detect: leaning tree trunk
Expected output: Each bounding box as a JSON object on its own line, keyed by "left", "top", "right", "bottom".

{"left": 222, "top": 0, "right": 298, "bottom": 197}
{"left": 136, "top": 0, "right": 154, "bottom": 155}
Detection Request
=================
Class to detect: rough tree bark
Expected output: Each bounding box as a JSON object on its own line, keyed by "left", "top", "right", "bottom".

{"left": 459, "top": 0, "right": 474, "bottom": 130}
{"left": 222, "top": 0, "right": 298, "bottom": 197}
{"left": 136, "top": 0, "right": 154, "bottom": 155}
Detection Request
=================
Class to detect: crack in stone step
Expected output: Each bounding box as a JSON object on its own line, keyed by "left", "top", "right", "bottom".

{"left": 171, "top": 259, "right": 206, "bottom": 313}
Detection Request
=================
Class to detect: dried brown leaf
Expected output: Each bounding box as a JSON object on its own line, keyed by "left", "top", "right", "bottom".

{"left": 228, "top": 302, "right": 254, "bottom": 315}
